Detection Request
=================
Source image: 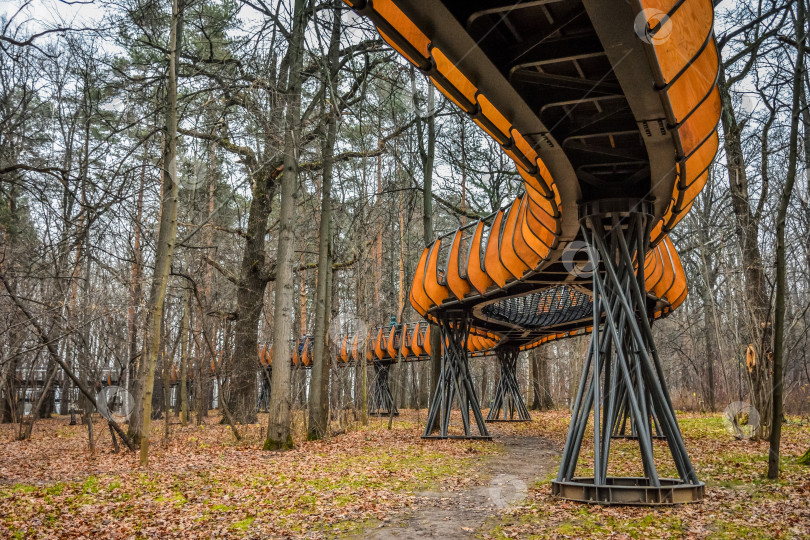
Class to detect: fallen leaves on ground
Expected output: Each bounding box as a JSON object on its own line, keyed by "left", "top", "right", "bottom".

{"left": 1, "top": 410, "right": 808, "bottom": 539}
{"left": 483, "top": 411, "right": 810, "bottom": 539}
{"left": 0, "top": 411, "right": 490, "bottom": 538}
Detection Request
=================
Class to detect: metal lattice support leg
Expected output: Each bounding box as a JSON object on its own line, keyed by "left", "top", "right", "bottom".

{"left": 423, "top": 311, "right": 491, "bottom": 439}
{"left": 610, "top": 373, "right": 664, "bottom": 439}
{"left": 487, "top": 348, "right": 531, "bottom": 422}
{"left": 552, "top": 200, "right": 703, "bottom": 505}
{"left": 369, "top": 363, "right": 398, "bottom": 416}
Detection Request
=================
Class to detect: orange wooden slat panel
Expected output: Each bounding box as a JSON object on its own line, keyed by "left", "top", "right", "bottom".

{"left": 423, "top": 325, "right": 432, "bottom": 356}
{"left": 373, "top": 0, "right": 430, "bottom": 59}
{"left": 679, "top": 170, "right": 708, "bottom": 210}
{"left": 400, "top": 323, "right": 411, "bottom": 357}
{"left": 475, "top": 94, "right": 512, "bottom": 144}
{"left": 374, "top": 328, "right": 385, "bottom": 360}
{"left": 467, "top": 220, "right": 495, "bottom": 295}
{"left": 484, "top": 210, "right": 513, "bottom": 288}
{"left": 340, "top": 335, "right": 349, "bottom": 363}
{"left": 518, "top": 162, "right": 550, "bottom": 198}
{"left": 351, "top": 332, "right": 360, "bottom": 361}
{"left": 644, "top": 245, "right": 665, "bottom": 291}
{"left": 639, "top": 0, "right": 680, "bottom": 13}
{"left": 500, "top": 198, "right": 530, "bottom": 280}
{"left": 524, "top": 199, "right": 557, "bottom": 250}
{"left": 652, "top": 241, "right": 676, "bottom": 299}
{"left": 430, "top": 47, "right": 477, "bottom": 107}
{"left": 386, "top": 325, "right": 398, "bottom": 359}
{"left": 301, "top": 337, "right": 311, "bottom": 367}
{"left": 667, "top": 40, "right": 719, "bottom": 123}
{"left": 664, "top": 237, "right": 688, "bottom": 305}
{"left": 378, "top": 28, "right": 424, "bottom": 67}
{"left": 409, "top": 247, "right": 431, "bottom": 316}
{"left": 512, "top": 196, "right": 544, "bottom": 270}
{"left": 668, "top": 200, "right": 694, "bottom": 230}
{"left": 411, "top": 321, "right": 424, "bottom": 356}
{"left": 677, "top": 87, "right": 721, "bottom": 156}
{"left": 684, "top": 130, "right": 719, "bottom": 182}
{"left": 424, "top": 239, "right": 452, "bottom": 307}
{"left": 447, "top": 230, "right": 472, "bottom": 300}
{"left": 646, "top": 0, "right": 714, "bottom": 82}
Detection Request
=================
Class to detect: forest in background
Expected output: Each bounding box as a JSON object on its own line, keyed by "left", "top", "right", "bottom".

{"left": 1, "top": 0, "right": 809, "bottom": 461}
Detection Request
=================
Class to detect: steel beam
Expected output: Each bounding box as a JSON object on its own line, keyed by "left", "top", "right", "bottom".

{"left": 487, "top": 348, "right": 531, "bottom": 422}
{"left": 552, "top": 200, "right": 703, "bottom": 505}
{"left": 423, "top": 311, "right": 491, "bottom": 439}
{"left": 369, "top": 363, "right": 398, "bottom": 417}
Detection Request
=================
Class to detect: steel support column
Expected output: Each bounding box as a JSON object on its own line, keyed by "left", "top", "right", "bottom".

{"left": 369, "top": 363, "right": 398, "bottom": 417}
{"left": 610, "top": 373, "right": 664, "bottom": 439}
{"left": 487, "top": 347, "right": 531, "bottom": 422}
{"left": 423, "top": 311, "right": 491, "bottom": 439}
{"left": 552, "top": 200, "right": 703, "bottom": 505}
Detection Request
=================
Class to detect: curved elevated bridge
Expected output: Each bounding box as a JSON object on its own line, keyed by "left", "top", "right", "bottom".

{"left": 343, "top": 0, "right": 720, "bottom": 505}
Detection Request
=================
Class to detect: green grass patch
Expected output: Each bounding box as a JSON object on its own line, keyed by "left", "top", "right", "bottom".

{"left": 231, "top": 517, "right": 255, "bottom": 531}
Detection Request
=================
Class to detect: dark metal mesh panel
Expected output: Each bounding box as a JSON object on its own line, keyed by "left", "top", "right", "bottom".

{"left": 482, "top": 285, "right": 592, "bottom": 329}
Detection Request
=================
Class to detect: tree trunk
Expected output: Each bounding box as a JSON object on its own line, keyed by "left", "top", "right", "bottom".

{"left": 126, "top": 150, "right": 146, "bottom": 441}
{"left": 265, "top": 0, "right": 306, "bottom": 451}
{"left": 180, "top": 287, "right": 190, "bottom": 426}
{"left": 229, "top": 177, "right": 274, "bottom": 424}
{"left": 695, "top": 192, "right": 720, "bottom": 412}
{"left": 719, "top": 66, "right": 773, "bottom": 439}
{"left": 768, "top": 2, "right": 804, "bottom": 479}
{"left": 530, "top": 347, "right": 554, "bottom": 410}
{"left": 139, "top": 0, "right": 184, "bottom": 466}
{"left": 307, "top": 3, "right": 340, "bottom": 441}
{"left": 414, "top": 79, "right": 440, "bottom": 424}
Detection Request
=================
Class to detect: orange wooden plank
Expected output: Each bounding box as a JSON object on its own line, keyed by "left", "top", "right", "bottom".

{"left": 409, "top": 247, "right": 431, "bottom": 316}
{"left": 340, "top": 335, "right": 349, "bottom": 363}
{"left": 386, "top": 325, "right": 398, "bottom": 359}
{"left": 512, "top": 196, "right": 543, "bottom": 270}
{"left": 424, "top": 239, "right": 452, "bottom": 307}
{"left": 467, "top": 220, "right": 495, "bottom": 295}
{"left": 447, "top": 230, "right": 472, "bottom": 300}
{"left": 499, "top": 198, "right": 530, "bottom": 280}
{"left": 400, "top": 323, "right": 411, "bottom": 358}
{"left": 373, "top": 0, "right": 430, "bottom": 59}
{"left": 411, "top": 322, "right": 424, "bottom": 356}
{"left": 484, "top": 210, "right": 513, "bottom": 288}
{"left": 667, "top": 40, "right": 718, "bottom": 123}
{"left": 677, "top": 88, "right": 721, "bottom": 156}
{"left": 431, "top": 47, "right": 477, "bottom": 106}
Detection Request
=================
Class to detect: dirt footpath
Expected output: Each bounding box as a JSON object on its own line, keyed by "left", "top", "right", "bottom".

{"left": 364, "top": 429, "right": 560, "bottom": 539}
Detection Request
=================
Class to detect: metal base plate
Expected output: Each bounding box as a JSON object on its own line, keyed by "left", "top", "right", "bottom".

{"left": 421, "top": 435, "right": 493, "bottom": 440}
{"left": 552, "top": 477, "right": 705, "bottom": 505}
{"left": 610, "top": 435, "right": 667, "bottom": 440}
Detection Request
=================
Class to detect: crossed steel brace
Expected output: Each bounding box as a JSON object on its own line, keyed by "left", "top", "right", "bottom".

{"left": 423, "top": 312, "right": 491, "bottom": 439}
{"left": 369, "top": 363, "right": 398, "bottom": 416}
{"left": 552, "top": 201, "right": 703, "bottom": 505}
{"left": 611, "top": 370, "right": 665, "bottom": 439}
{"left": 487, "top": 347, "right": 531, "bottom": 422}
